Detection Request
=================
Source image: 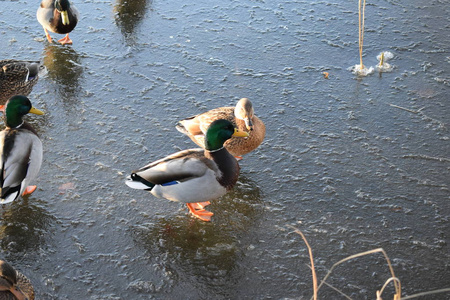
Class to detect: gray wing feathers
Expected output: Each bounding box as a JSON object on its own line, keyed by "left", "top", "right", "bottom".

{"left": 135, "top": 149, "right": 217, "bottom": 184}
{"left": 1, "top": 132, "right": 42, "bottom": 190}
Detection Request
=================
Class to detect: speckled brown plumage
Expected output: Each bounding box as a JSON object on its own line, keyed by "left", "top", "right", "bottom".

{"left": 176, "top": 98, "right": 265, "bottom": 157}
{"left": 0, "top": 60, "right": 41, "bottom": 105}
{"left": 0, "top": 260, "right": 34, "bottom": 300}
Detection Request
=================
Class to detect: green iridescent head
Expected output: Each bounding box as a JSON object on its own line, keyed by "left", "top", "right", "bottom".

{"left": 204, "top": 119, "right": 249, "bottom": 151}
{"left": 3, "top": 95, "right": 44, "bottom": 128}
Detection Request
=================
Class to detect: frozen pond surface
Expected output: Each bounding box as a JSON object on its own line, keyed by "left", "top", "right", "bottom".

{"left": 0, "top": 0, "right": 449, "bottom": 299}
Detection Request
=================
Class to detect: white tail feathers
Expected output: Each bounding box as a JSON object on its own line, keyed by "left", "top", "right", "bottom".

{"left": 0, "top": 191, "right": 19, "bottom": 204}
{"left": 125, "top": 176, "right": 153, "bottom": 190}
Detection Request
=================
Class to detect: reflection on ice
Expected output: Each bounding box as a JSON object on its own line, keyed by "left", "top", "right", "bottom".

{"left": 42, "top": 44, "right": 83, "bottom": 100}
{"left": 0, "top": 199, "right": 55, "bottom": 254}
{"left": 128, "top": 175, "right": 263, "bottom": 297}
{"left": 114, "top": 0, "right": 151, "bottom": 45}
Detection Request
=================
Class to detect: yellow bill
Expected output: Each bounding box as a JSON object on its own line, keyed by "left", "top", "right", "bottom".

{"left": 232, "top": 128, "right": 249, "bottom": 138}
{"left": 61, "top": 11, "right": 70, "bottom": 25}
{"left": 29, "top": 107, "right": 44, "bottom": 115}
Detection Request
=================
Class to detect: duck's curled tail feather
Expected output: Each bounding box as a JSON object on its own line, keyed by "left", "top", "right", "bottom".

{"left": 125, "top": 173, "right": 155, "bottom": 191}
{"left": 0, "top": 185, "right": 21, "bottom": 204}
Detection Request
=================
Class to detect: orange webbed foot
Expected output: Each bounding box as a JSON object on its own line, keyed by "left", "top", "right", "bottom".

{"left": 186, "top": 202, "right": 214, "bottom": 221}
{"left": 234, "top": 155, "right": 243, "bottom": 161}
{"left": 58, "top": 34, "right": 73, "bottom": 45}
{"left": 22, "top": 185, "right": 37, "bottom": 196}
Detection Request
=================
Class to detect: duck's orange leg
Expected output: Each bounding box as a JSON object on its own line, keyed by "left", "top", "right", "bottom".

{"left": 22, "top": 185, "right": 37, "bottom": 196}
{"left": 44, "top": 28, "right": 53, "bottom": 43}
{"left": 58, "top": 34, "right": 73, "bottom": 45}
{"left": 186, "top": 202, "right": 213, "bottom": 221}
{"left": 189, "top": 201, "right": 211, "bottom": 210}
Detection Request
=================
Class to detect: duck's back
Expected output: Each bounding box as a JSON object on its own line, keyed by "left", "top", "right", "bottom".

{"left": 0, "top": 60, "right": 39, "bottom": 104}
{"left": 196, "top": 107, "right": 236, "bottom": 132}
{"left": 0, "top": 127, "right": 43, "bottom": 200}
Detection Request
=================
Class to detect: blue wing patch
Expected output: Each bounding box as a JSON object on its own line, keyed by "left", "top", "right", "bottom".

{"left": 161, "top": 181, "right": 179, "bottom": 186}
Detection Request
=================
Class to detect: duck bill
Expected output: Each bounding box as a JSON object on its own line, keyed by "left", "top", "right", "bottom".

{"left": 29, "top": 107, "right": 44, "bottom": 115}
{"left": 244, "top": 118, "right": 253, "bottom": 131}
{"left": 232, "top": 128, "right": 249, "bottom": 138}
{"left": 61, "top": 11, "right": 70, "bottom": 25}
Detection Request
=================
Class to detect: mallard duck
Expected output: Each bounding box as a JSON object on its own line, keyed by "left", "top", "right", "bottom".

{"left": 0, "top": 60, "right": 42, "bottom": 105}
{"left": 37, "top": 0, "right": 79, "bottom": 45}
{"left": 0, "top": 96, "right": 44, "bottom": 204}
{"left": 0, "top": 260, "right": 34, "bottom": 300}
{"left": 126, "top": 119, "right": 249, "bottom": 221}
{"left": 176, "top": 98, "right": 265, "bottom": 159}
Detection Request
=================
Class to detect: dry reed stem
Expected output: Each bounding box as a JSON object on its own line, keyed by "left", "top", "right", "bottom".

{"left": 400, "top": 288, "right": 450, "bottom": 299}
{"left": 322, "top": 281, "right": 353, "bottom": 300}
{"left": 379, "top": 52, "right": 385, "bottom": 67}
{"left": 402, "top": 154, "right": 450, "bottom": 163}
{"left": 358, "top": 0, "right": 367, "bottom": 69}
{"left": 377, "top": 277, "right": 401, "bottom": 300}
{"left": 290, "top": 227, "right": 449, "bottom": 300}
{"left": 389, "top": 104, "right": 421, "bottom": 114}
{"left": 312, "top": 248, "right": 401, "bottom": 300}
{"left": 288, "top": 225, "right": 318, "bottom": 300}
